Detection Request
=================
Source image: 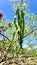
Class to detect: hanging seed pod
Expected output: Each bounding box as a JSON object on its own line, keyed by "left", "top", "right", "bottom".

{"left": 8, "top": 22, "right": 11, "bottom": 27}
{"left": 0, "top": 11, "right": 4, "bottom": 21}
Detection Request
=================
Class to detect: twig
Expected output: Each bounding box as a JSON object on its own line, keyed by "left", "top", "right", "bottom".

{"left": 23, "top": 28, "right": 37, "bottom": 38}
{"left": 0, "top": 32, "right": 11, "bottom": 42}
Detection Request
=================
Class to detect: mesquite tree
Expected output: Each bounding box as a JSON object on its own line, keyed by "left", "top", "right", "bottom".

{"left": 0, "top": 0, "right": 37, "bottom": 51}
{"left": 9, "top": 0, "right": 37, "bottom": 49}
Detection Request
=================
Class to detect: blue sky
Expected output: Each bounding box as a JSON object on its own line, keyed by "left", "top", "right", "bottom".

{"left": 0, "top": 0, "right": 37, "bottom": 21}
{"left": 0, "top": 0, "right": 14, "bottom": 21}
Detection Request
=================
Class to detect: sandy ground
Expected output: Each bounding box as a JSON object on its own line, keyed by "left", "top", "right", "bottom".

{"left": 0, "top": 49, "right": 37, "bottom": 65}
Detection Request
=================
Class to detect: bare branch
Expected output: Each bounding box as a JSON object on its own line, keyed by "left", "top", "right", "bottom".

{"left": 23, "top": 28, "right": 37, "bottom": 38}
{"left": 0, "top": 32, "right": 11, "bottom": 42}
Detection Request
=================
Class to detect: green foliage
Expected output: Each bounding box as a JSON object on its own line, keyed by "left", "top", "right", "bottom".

{"left": 0, "top": 0, "right": 37, "bottom": 57}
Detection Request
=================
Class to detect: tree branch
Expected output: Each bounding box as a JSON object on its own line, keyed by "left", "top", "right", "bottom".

{"left": 23, "top": 28, "right": 37, "bottom": 38}
{"left": 0, "top": 32, "right": 11, "bottom": 42}
{"left": 23, "top": 29, "right": 37, "bottom": 38}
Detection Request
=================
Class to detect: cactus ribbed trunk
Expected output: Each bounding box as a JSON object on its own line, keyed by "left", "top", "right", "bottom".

{"left": 15, "top": 8, "right": 25, "bottom": 48}
{"left": 15, "top": 0, "right": 25, "bottom": 48}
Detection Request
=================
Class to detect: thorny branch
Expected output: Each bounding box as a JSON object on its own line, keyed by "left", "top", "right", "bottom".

{"left": 23, "top": 28, "right": 37, "bottom": 38}
{"left": 0, "top": 32, "right": 11, "bottom": 42}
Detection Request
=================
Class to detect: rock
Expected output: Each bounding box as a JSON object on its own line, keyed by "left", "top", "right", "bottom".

{"left": 26, "top": 57, "right": 31, "bottom": 61}
{"left": 0, "top": 62, "right": 4, "bottom": 65}
{"left": 7, "top": 53, "right": 12, "bottom": 59}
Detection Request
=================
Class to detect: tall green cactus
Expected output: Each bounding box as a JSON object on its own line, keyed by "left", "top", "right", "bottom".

{"left": 15, "top": 8, "right": 25, "bottom": 48}
{"left": 20, "top": 10, "right": 25, "bottom": 48}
